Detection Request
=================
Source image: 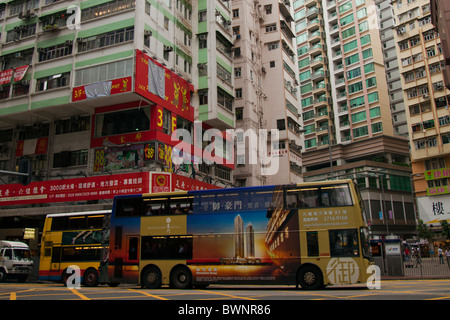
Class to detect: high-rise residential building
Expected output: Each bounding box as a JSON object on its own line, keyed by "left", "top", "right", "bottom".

{"left": 231, "top": 0, "right": 303, "bottom": 187}
{"left": 392, "top": 0, "right": 450, "bottom": 228}
{"left": 294, "top": 0, "right": 416, "bottom": 237}
{"left": 430, "top": 0, "right": 450, "bottom": 90}
{"left": 0, "top": 0, "right": 236, "bottom": 244}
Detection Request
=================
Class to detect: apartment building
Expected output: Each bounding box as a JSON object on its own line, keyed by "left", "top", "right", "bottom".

{"left": 392, "top": 0, "right": 450, "bottom": 228}
{"left": 0, "top": 0, "right": 236, "bottom": 243}
{"left": 294, "top": 0, "right": 415, "bottom": 237}
{"left": 231, "top": 0, "right": 303, "bottom": 187}
{"left": 431, "top": 0, "right": 450, "bottom": 90}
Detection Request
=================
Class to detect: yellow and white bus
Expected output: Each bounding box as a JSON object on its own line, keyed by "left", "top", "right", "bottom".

{"left": 38, "top": 210, "right": 110, "bottom": 287}
{"left": 107, "top": 179, "right": 373, "bottom": 289}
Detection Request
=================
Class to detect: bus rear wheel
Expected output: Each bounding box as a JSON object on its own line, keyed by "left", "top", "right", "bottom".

{"left": 297, "top": 265, "right": 324, "bottom": 290}
{"left": 141, "top": 266, "right": 162, "bottom": 289}
{"left": 170, "top": 266, "right": 192, "bottom": 289}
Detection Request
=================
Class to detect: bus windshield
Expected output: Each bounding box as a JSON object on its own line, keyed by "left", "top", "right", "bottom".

{"left": 360, "top": 227, "right": 372, "bottom": 261}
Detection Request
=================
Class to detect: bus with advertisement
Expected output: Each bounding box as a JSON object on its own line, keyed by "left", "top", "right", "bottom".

{"left": 107, "top": 179, "right": 373, "bottom": 289}
{"left": 38, "top": 210, "right": 110, "bottom": 287}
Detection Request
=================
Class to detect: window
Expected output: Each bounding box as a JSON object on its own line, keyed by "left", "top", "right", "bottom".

{"left": 343, "top": 40, "right": 358, "bottom": 53}
{"left": 345, "top": 53, "right": 359, "bottom": 66}
{"left": 285, "top": 184, "right": 353, "bottom": 208}
{"left": 339, "top": 2, "right": 352, "bottom": 14}
{"left": 371, "top": 122, "right": 382, "bottom": 133}
{"left": 265, "top": 24, "right": 277, "bottom": 32}
{"left": 53, "top": 150, "right": 88, "bottom": 168}
{"left": 81, "top": 0, "right": 135, "bottom": 21}
{"left": 329, "top": 229, "right": 359, "bottom": 257}
{"left": 340, "top": 14, "right": 354, "bottom": 26}
{"left": 199, "top": 10, "right": 207, "bottom": 22}
{"left": 307, "top": 232, "right": 319, "bottom": 257}
{"left": 36, "top": 72, "right": 70, "bottom": 92}
{"left": 77, "top": 27, "right": 134, "bottom": 52}
{"left": 38, "top": 43, "right": 73, "bottom": 62}
{"left": 351, "top": 110, "right": 366, "bottom": 123}
{"left": 353, "top": 126, "right": 368, "bottom": 138}
{"left": 74, "top": 59, "right": 133, "bottom": 86}
{"left": 305, "top": 138, "right": 317, "bottom": 149}
{"left": 55, "top": 116, "right": 90, "bottom": 134}
{"left": 141, "top": 236, "right": 192, "bottom": 260}
{"left": 94, "top": 106, "right": 150, "bottom": 137}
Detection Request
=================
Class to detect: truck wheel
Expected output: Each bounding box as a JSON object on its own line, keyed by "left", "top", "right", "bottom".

{"left": 0, "top": 269, "right": 6, "bottom": 282}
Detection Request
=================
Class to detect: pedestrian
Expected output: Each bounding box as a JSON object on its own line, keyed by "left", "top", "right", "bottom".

{"left": 404, "top": 247, "right": 410, "bottom": 262}
{"left": 438, "top": 247, "right": 444, "bottom": 264}
{"left": 414, "top": 250, "right": 422, "bottom": 268}
{"left": 445, "top": 248, "right": 450, "bottom": 268}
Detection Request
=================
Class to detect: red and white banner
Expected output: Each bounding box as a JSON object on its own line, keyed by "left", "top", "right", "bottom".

{"left": 72, "top": 76, "right": 132, "bottom": 102}
{"left": 0, "top": 172, "right": 150, "bottom": 206}
{"left": 0, "top": 69, "right": 13, "bottom": 85}
{"left": 13, "top": 65, "right": 29, "bottom": 82}
{"left": 0, "top": 172, "right": 219, "bottom": 206}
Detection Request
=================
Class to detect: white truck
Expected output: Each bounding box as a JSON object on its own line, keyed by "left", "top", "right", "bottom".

{"left": 0, "top": 241, "right": 33, "bottom": 282}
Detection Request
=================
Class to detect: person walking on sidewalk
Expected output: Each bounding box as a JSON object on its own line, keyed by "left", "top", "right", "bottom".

{"left": 414, "top": 249, "right": 422, "bottom": 268}
{"left": 445, "top": 248, "right": 450, "bottom": 268}
{"left": 438, "top": 247, "right": 444, "bottom": 264}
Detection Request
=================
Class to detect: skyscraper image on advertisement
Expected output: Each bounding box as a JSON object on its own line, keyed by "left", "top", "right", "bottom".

{"left": 234, "top": 215, "right": 245, "bottom": 258}
{"left": 246, "top": 223, "right": 255, "bottom": 258}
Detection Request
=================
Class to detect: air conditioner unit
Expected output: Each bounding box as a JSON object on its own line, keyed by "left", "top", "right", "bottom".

{"left": 164, "top": 45, "right": 173, "bottom": 52}
{"left": 423, "top": 93, "right": 429, "bottom": 99}
{"left": 15, "top": 52, "right": 22, "bottom": 58}
{"left": 64, "top": 40, "right": 73, "bottom": 46}
{"left": 144, "top": 30, "right": 152, "bottom": 36}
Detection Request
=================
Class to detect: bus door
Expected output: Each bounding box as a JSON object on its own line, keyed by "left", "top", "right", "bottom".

{"left": 124, "top": 236, "right": 139, "bottom": 283}
{"left": 49, "top": 246, "right": 62, "bottom": 280}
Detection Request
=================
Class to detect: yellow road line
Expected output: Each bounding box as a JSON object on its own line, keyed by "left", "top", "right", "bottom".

{"left": 198, "top": 290, "right": 257, "bottom": 300}
{"left": 69, "top": 288, "right": 90, "bottom": 300}
{"left": 127, "top": 289, "right": 169, "bottom": 300}
{"left": 10, "top": 292, "right": 16, "bottom": 300}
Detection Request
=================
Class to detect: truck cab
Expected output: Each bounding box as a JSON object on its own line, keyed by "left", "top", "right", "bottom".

{"left": 0, "top": 241, "right": 33, "bottom": 282}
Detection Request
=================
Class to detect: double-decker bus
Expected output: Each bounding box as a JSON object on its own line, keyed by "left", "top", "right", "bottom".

{"left": 107, "top": 179, "right": 372, "bottom": 289}
{"left": 38, "top": 210, "right": 110, "bottom": 287}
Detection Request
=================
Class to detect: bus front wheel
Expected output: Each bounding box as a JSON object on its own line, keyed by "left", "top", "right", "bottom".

{"left": 141, "top": 266, "right": 162, "bottom": 289}
{"left": 297, "top": 265, "right": 324, "bottom": 290}
{"left": 170, "top": 266, "right": 192, "bottom": 289}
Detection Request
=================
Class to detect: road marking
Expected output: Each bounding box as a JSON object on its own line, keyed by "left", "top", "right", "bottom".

{"left": 198, "top": 290, "right": 257, "bottom": 300}
{"left": 10, "top": 292, "right": 16, "bottom": 300}
{"left": 127, "top": 289, "right": 169, "bottom": 300}
{"left": 69, "top": 288, "right": 90, "bottom": 300}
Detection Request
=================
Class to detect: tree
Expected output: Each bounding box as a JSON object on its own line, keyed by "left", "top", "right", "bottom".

{"left": 417, "top": 219, "right": 433, "bottom": 241}
{"left": 440, "top": 220, "right": 450, "bottom": 240}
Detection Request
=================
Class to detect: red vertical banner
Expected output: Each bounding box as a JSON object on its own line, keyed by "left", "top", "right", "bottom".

{"left": 134, "top": 49, "right": 194, "bottom": 121}
{"left": 16, "top": 141, "right": 24, "bottom": 157}
{"left": 35, "top": 137, "right": 48, "bottom": 154}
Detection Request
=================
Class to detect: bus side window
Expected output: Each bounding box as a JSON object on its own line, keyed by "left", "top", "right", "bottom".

{"left": 307, "top": 231, "right": 319, "bottom": 257}
{"left": 169, "top": 196, "right": 193, "bottom": 214}
{"left": 145, "top": 199, "right": 167, "bottom": 215}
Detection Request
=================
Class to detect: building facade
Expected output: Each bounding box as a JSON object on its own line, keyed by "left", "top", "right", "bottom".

{"left": 393, "top": 0, "right": 450, "bottom": 228}
{"left": 231, "top": 0, "right": 303, "bottom": 187}
{"left": 294, "top": 0, "right": 415, "bottom": 237}
{"left": 0, "top": 0, "right": 236, "bottom": 246}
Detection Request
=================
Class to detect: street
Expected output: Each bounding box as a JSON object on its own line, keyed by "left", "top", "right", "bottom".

{"left": 1, "top": 279, "right": 449, "bottom": 301}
